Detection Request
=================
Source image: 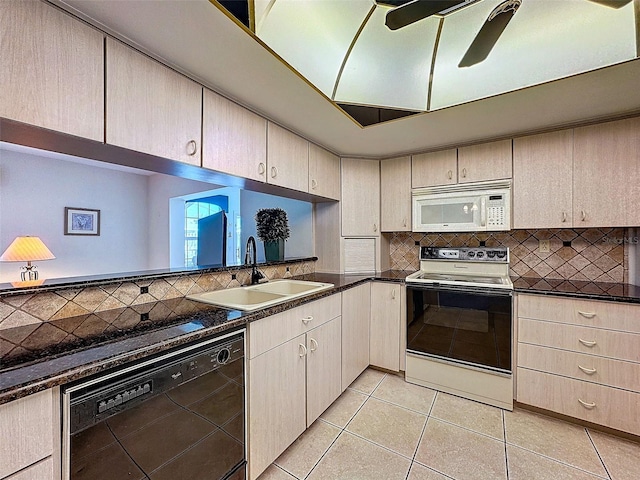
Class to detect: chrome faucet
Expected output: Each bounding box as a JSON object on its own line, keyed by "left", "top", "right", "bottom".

{"left": 245, "top": 236, "right": 265, "bottom": 285}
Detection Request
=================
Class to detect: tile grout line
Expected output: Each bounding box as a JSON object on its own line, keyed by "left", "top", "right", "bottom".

{"left": 585, "top": 428, "right": 614, "bottom": 480}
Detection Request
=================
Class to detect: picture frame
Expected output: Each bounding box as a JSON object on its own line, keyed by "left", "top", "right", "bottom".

{"left": 64, "top": 207, "right": 100, "bottom": 236}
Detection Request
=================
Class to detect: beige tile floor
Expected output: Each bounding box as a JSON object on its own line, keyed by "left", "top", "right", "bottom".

{"left": 257, "top": 368, "right": 640, "bottom": 480}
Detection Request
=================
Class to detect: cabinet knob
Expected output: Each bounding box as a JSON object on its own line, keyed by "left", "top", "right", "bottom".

{"left": 403, "top": 218, "right": 407, "bottom": 227}
{"left": 271, "top": 166, "right": 278, "bottom": 178}
{"left": 309, "top": 338, "right": 318, "bottom": 352}
{"left": 581, "top": 210, "right": 587, "bottom": 222}
{"left": 186, "top": 140, "right": 198, "bottom": 156}
{"left": 299, "top": 343, "right": 307, "bottom": 357}
{"left": 391, "top": 289, "right": 396, "bottom": 300}
{"left": 447, "top": 170, "right": 453, "bottom": 180}
{"left": 301, "top": 315, "right": 313, "bottom": 325}
{"left": 311, "top": 179, "right": 318, "bottom": 190}
{"left": 373, "top": 223, "right": 377, "bottom": 232}
{"left": 462, "top": 167, "right": 467, "bottom": 178}
{"left": 562, "top": 211, "right": 567, "bottom": 223}
{"left": 258, "top": 162, "right": 266, "bottom": 175}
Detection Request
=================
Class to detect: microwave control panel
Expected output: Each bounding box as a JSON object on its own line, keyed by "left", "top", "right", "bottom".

{"left": 487, "top": 195, "right": 506, "bottom": 228}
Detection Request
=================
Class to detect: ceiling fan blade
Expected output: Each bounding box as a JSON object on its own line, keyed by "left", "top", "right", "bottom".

{"left": 458, "top": 0, "right": 521, "bottom": 68}
{"left": 385, "top": 0, "right": 461, "bottom": 30}
{"left": 585, "top": 0, "right": 632, "bottom": 8}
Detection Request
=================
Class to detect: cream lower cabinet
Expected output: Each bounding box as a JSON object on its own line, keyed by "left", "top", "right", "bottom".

{"left": 0, "top": 388, "right": 60, "bottom": 480}
{"left": 370, "top": 282, "right": 404, "bottom": 372}
{"left": 341, "top": 283, "right": 371, "bottom": 390}
{"left": 516, "top": 294, "right": 640, "bottom": 436}
{"left": 1, "top": 0, "right": 103, "bottom": 141}
{"left": 248, "top": 295, "right": 341, "bottom": 480}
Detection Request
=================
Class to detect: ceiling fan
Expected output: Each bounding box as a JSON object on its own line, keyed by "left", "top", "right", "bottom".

{"left": 379, "top": 0, "right": 633, "bottom": 68}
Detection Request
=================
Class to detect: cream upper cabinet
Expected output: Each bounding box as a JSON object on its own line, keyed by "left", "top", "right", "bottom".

{"left": 381, "top": 156, "right": 411, "bottom": 232}
{"left": 309, "top": 144, "right": 341, "bottom": 200}
{"left": 370, "top": 282, "right": 403, "bottom": 372}
{"left": 341, "top": 158, "right": 380, "bottom": 236}
{"left": 267, "top": 123, "right": 309, "bottom": 191}
{"left": 457, "top": 139, "right": 512, "bottom": 183}
{"left": 412, "top": 149, "right": 457, "bottom": 188}
{"left": 573, "top": 117, "right": 640, "bottom": 227}
{"left": 202, "top": 89, "right": 267, "bottom": 182}
{"left": 0, "top": 388, "right": 58, "bottom": 479}
{"left": 0, "top": 0, "right": 103, "bottom": 141}
{"left": 341, "top": 283, "right": 371, "bottom": 390}
{"left": 513, "top": 130, "right": 573, "bottom": 229}
{"left": 106, "top": 38, "right": 202, "bottom": 165}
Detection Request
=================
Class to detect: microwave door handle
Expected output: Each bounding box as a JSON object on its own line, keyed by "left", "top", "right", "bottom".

{"left": 480, "top": 198, "right": 486, "bottom": 227}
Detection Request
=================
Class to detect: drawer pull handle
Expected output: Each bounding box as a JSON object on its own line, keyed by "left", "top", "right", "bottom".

{"left": 186, "top": 140, "right": 198, "bottom": 156}
{"left": 271, "top": 166, "right": 278, "bottom": 178}
{"left": 309, "top": 338, "right": 318, "bottom": 352}
{"left": 301, "top": 315, "right": 313, "bottom": 325}
{"left": 299, "top": 343, "right": 307, "bottom": 357}
{"left": 258, "top": 162, "right": 266, "bottom": 175}
{"left": 578, "top": 311, "right": 596, "bottom": 319}
{"left": 578, "top": 398, "right": 596, "bottom": 409}
{"left": 578, "top": 338, "right": 597, "bottom": 347}
{"left": 561, "top": 211, "right": 567, "bottom": 223}
{"left": 311, "top": 179, "right": 318, "bottom": 189}
{"left": 391, "top": 289, "right": 396, "bottom": 300}
{"left": 578, "top": 365, "right": 597, "bottom": 375}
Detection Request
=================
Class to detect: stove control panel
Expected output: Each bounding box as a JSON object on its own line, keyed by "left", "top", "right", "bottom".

{"left": 420, "top": 246, "right": 509, "bottom": 263}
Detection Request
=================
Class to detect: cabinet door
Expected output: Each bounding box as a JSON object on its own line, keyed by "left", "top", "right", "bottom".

{"left": 267, "top": 123, "right": 309, "bottom": 191}
{"left": 341, "top": 284, "right": 371, "bottom": 390}
{"left": 248, "top": 336, "right": 306, "bottom": 480}
{"left": 573, "top": 117, "right": 640, "bottom": 227}
{"left": 341, "top": 158, "right": 380, "bottom": 236}
{"left": 306, "top": 316, "right": 342, "bottom": 426}
{"left": 0, "top": 389, "right": 54, "bottom": 479}
{"left": 370, "top": 283, "right": 401, "bottom": 372}
{"left": 381, "top": 156, "right": 411, "bottom": 232}
{"left": 412, "top": 149, "right": 457, "bottom": 188}
{"left": 513, "top": 130, "right": 573, "bottom": 229}
{"left": 309, "top": 144, "right": 341, "bottom": 200}
{"left": 203, "top": 89, "right": 267, "bottom": 181}
{"left": 457, "top": 139, "right": 512, "bottom": 183}
{"left": 106, "top": 38, "right": 202, "bottom": 165}
{"left": 0, "top": 1, "right": 103, "bottom": 141}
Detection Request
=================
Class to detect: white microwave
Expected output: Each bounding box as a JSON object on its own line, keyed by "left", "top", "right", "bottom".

{"left": 412, "top": 180, "right": 511, "bottom": 232}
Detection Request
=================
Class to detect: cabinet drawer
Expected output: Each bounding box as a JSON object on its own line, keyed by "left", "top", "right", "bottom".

{"left": 518, "top": 318, "right": 640, "bottom": 363}
{"left": 518, "top": 294, "right": 640, "bottom": 333}
{"left": 518, "top": 343, "right": 640, "bottom": 393}
{"left": 249, "top": 294, "right": 341, "bottom": 358}
{"left": 517, "top": 368, "right": 640, "bottom": 436}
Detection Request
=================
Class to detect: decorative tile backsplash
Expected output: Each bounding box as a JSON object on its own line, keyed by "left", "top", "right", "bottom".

{"left": 0, "top": 261, "right": 315, "bottom": 331}
{"left": 389, "top": 228, "right": 629, "bottom": 283}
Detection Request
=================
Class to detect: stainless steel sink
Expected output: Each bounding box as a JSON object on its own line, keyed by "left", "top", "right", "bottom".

{"left": 187, "top": 279, "right": 334, "bottom": 311}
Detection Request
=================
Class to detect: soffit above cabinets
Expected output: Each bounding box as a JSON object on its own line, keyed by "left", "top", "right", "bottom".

{"left": 51, "top": 0, "right": 640, "bottom": 158}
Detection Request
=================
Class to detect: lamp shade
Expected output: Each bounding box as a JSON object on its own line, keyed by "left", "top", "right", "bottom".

{"left": 0, "top": 236, "right": 55, "bottom": 262}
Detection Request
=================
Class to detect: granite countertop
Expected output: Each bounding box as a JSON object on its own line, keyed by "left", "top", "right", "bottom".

{"left": 0, "top": 273, "right": 405, "bottom": 404}
{"left": 512, "top": 276, "right": 640, "bottom": 304}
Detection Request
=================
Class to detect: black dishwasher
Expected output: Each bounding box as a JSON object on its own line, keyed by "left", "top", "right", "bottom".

{"left": 62, "top": 330, "right": 245, "bottom": 480}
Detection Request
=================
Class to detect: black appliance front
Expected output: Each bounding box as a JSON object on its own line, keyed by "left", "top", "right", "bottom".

{"left": 406, "top": 285, "right": 512, "bottom": 373}
{"left": 63, "top": 331, "right": 245, "bottom": 480}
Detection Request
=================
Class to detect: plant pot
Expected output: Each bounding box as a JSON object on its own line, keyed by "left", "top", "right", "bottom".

{"left": 264, "top": 239, "right": 285, "bottom": 262}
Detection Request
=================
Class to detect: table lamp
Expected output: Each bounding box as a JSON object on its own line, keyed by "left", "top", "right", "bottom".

{"left": 0, "top": 236, "right": 56, "bottom": 281}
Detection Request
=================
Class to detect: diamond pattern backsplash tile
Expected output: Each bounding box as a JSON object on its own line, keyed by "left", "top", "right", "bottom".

{"left": 0, "top": 260, "right": 315, "bottom": 331}
{"left": 389, "top": 228, "right": 630, "bottom": 284}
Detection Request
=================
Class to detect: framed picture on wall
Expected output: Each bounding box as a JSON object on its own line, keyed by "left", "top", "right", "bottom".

{"left": 65, "top": 207, "right": 100, "bottom": 236}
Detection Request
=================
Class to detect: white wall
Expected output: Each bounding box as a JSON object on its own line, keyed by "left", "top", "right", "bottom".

{"left": 240, "top": 190, "right": 313, "bottom": 263}
{"left": 0, "top": 149, "right": 149, "bottom": 282}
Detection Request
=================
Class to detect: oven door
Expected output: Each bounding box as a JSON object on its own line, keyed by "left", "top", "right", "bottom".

{"left": 406, "top": 283, "right": 512, "bottom": 373}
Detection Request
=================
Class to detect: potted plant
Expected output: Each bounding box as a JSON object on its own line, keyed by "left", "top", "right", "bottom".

{"left": 255, "top": 208, "right": 290, "bottom": 261}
